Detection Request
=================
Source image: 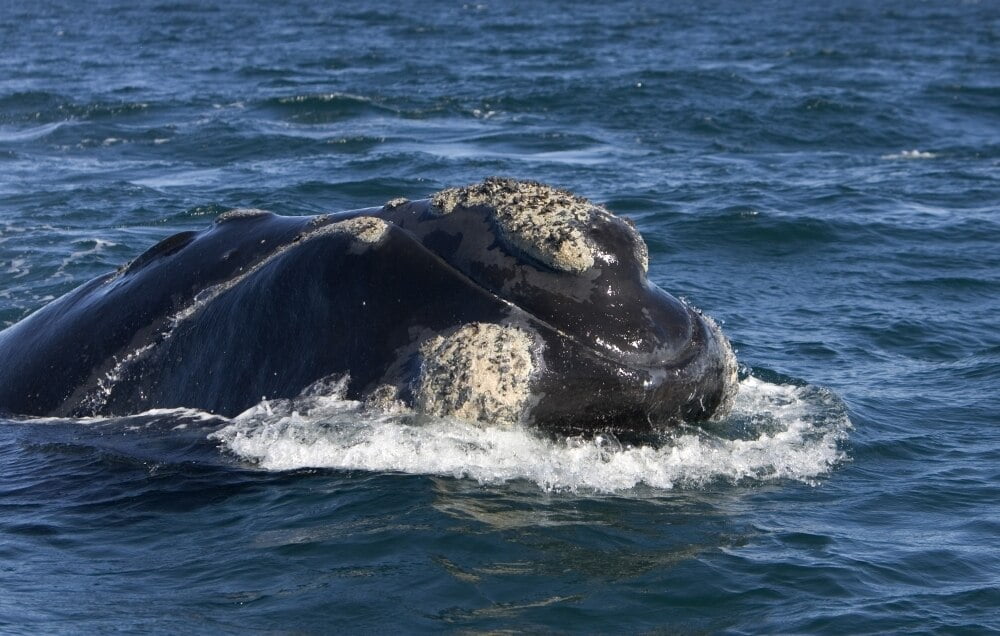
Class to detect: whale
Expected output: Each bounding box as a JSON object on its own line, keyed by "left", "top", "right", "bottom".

{"left": 0, "top": 178, "right": 737, "bottom": 438}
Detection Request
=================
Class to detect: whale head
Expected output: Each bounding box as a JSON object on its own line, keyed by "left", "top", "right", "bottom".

{"left": 372, "top": 178, "right": 739, "bottom": 438}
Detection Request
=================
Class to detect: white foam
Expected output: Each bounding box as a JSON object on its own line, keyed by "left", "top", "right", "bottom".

{"left": 22, "top": 407, "right": 220, "bottom": 427}
{"left": 55, "top": 238, "right": 118, "bottom": 276}
{"left": 4, "top": 258, "right": 30, "bottom": 279}
{"left": 0, "top": 121, "right": 65, "bottom": 142}
{"left": 210, "top": 375, "right": 851, "bottom": 493}
{"left": 882, "top": 149, "right": 937, "bottom": 160}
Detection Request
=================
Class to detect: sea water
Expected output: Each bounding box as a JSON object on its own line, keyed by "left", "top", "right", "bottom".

{"left": 1, "top": 0, "right": 998, "bottom": 632}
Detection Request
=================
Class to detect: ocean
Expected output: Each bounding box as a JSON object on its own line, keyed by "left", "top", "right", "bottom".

{"left": 1, "top": 0, "right": 998, "bottom": 632}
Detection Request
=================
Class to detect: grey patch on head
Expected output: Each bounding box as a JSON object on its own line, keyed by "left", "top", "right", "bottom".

{"left": 413, "top": 322, "right": 537, "bottom": 426}
{"left": 430, "top": 177, "right": 604, "bottom": 273}
{"left": 702, "top": 313, "right": 739, "bottom": 420}
{"left": 383, "top": 197, "right": 409, "bottom": 209}
{"left": 215, "top": 208, "right": 272, "bottom": 224}
{"left": 304, "top": 216, "right": 389, "bottom": 246}
{"left": 363, "top": 384, "right": 409, "bottom": 414}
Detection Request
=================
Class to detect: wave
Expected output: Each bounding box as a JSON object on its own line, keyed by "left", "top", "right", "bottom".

{"left": 0, "top": 121, "right": 67, "bottom": 143}
{"left": 259, "top": 93, "right": 398, "bottom": 123}
{"left": 0, "top": 91, "right": 153, "bottom": 125}
{"left": 210, "top": 373, "right": 851, "bottom": 493}
{"left": 882, "top": 149, "right": 937, "bottom": 160}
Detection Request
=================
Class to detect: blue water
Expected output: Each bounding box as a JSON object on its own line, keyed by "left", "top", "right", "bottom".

{"left": 2, "top": 0, "right": 999, "bottom": 632}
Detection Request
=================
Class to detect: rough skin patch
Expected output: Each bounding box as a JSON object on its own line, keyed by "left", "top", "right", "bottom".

{"left": 431, "top": 178, "right": 609, "bottom": 273}
{"left": 215, "top": 208, "right": 271, "bottom": 223}
{"left": 383, "top": 197, "right": 409, "bottom": 209}
{"left": 309, "top": 216, "right": 389, "bottom": 245}
{"left": 414, "top": 322, "right": 536, "bottom": 426}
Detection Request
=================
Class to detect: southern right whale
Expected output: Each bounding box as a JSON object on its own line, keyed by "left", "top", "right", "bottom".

{"left": 0, "top": 178, "right": 738, "bottom": 438}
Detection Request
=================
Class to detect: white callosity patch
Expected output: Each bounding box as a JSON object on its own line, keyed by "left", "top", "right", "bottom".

{"left": 414, "top": 322, "right": 536, "bottom": 426}
{"left": 210, "top": 374, "right": 850, "bottom": 493}
{"left": 310, "top": 216, "right": 389, "bottom": 245}
{"left": 214, "top": 208, "right": 271, "bottom": 223}
{"left": 430, "top": 177, "right": 648, "bottom": 274}
{"left": 383, "top": 197, "right": 409, "bottom": 209}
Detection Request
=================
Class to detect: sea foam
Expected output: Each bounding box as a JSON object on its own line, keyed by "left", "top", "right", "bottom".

{"left": 882, "top": 149, "right": 937, "bottom": 160}
{"left": 211, "top": 374, "right": 851, "bottom": 493}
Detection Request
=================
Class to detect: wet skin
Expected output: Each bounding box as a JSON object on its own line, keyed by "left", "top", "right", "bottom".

{"left": 0, "top": 180, "right": 737, "bottom": 438}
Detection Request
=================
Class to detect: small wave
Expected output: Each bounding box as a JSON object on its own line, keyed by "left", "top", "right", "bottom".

{"left": 0, "top": 91, "right": 151, "bottom": 125}
{"left": 211, "top": 375, "right": 850, "bottom": 493}
{"left": 55, "top": 238, "right": 118, "bottom": 274}
{"left": 882, "top": 149, "right": 937, "bottom": 160}
{"left": 0, "top": 121, "right": 66, "bottom": 143}
{"left": 668, "top": 208, "right": 842, "bottom": 251}
{"left": 261, "top": 92, "right": 396, "bottom": 123}
{"left": 3, "top": 258, "right": 30, "bottom": 279}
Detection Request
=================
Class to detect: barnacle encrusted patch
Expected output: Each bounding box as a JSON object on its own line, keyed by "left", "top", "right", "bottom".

{"left": 414, "top": 322, "right": 536, "bottom": 426}
{"left": 309, "top": 216, "right": 389, "bottom": 245}
{"left": 383, "top": 197, "right": 409, "bottom": 209}
{"left": 215, "top": 208, "right": 272, "bottom": 223}
{"left": 430, "top": 177, "right": 606, "bottom": 273}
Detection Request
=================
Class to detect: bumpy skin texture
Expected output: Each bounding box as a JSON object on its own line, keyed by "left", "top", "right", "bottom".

{"left": 0, "top": 178, "right": 737, "bottom": 438}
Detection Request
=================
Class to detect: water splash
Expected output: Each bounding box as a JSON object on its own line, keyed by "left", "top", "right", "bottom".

{"left": 210, "top": 374, "right": 851, "bottom": 493}
{"left": 882, "top": 149, "right": 937, "bottom": 160}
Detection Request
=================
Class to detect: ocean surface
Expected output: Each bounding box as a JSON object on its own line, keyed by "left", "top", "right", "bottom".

{"left": 1, "top": 0, "right": 998, "bottom": 632}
